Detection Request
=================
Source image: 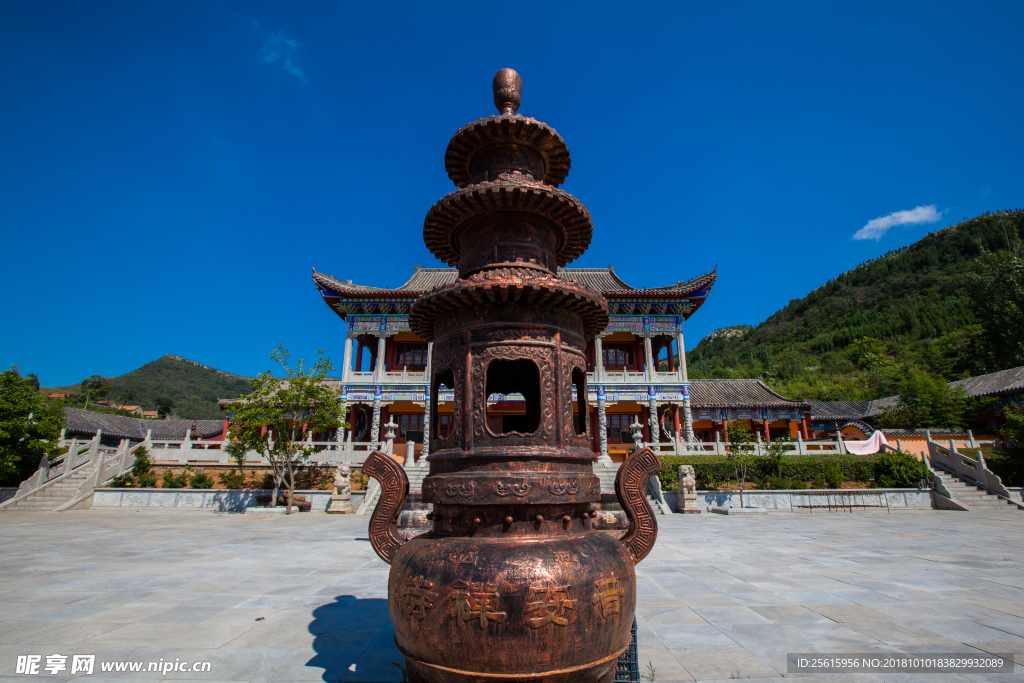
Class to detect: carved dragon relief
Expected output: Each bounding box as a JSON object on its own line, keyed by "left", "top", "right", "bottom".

{"left": 362, "top": 450, "right": 409, "bottom": 565}
{"left": 614, "top": 447, "right": 661, "bottom": 564}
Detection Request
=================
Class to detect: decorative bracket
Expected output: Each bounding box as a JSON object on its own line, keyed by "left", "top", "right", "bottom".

{"left": 614, "top": 447, "right": 661, "bottom": 564}
{"left": 362, "top": 449, "right": 409, "bottom": 565}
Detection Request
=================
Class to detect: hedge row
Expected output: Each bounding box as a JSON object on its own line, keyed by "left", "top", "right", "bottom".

{"left": 657, "top": 451, "right": 931, "bottom": 489}
{"left": 657, "top": 454, "right": 880, "bottom": 490}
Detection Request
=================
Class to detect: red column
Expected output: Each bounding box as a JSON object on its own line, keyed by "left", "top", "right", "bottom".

{"left": 387, "top": 337, "right": 398, "bottom": 371}
{"left": 801, "top": 414, "right": 810, "bottom": 439}
{"left": 355, "top": 339, "right": 363, "bottom": 372}
{"left": 222, "top": 418, "right": 230, "bottom": 440}
{"left": 673, "top": 407, "right": 681, "bottom": 436}
{"left": 763, "top": 418, "right": 770, "bottom": 441}
{"left": 722, "top": 419, "right": 730, "bottom": 442}
{"left": 667, "top": 338, "right": 676, "bottom": 372}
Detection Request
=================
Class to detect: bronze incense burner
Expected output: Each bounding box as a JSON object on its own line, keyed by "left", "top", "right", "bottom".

{"left": 362, "top": 69, "right": 661, "bottom": 683}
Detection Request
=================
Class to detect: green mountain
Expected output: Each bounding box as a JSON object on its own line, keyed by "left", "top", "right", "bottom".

{"left": 688, "top": 209, "right": 1024, "bottom": 401}
{"left": 40, "top": 355, "right": 255, "bottom": 420}
{"left": 104, "top": 355, "right": 253, "bottom": 419}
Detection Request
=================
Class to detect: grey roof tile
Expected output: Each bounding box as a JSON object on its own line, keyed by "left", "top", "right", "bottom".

{"left": 950, "top": 365, "right": 1024, "bottom": 397}
{"left": 808, "top": 401, "right": 872, "bottom": 420}
{"left": 64, "top": 408, "right": 224, "bottom": 441}
{"left": 689, "top": 379, "right": 808, "bottom": 408}
{"left": 313, "top": 266, "right": 716, "bottom": 297}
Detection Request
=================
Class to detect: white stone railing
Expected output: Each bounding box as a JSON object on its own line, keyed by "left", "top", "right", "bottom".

{"left": 1, "top": 429, "right": 143, "bottom": 512}
{"left": 147, "top": 437, "right": 390, "bottom": 468}
{"left": 926, "top": 437, "right": 1023, "bottom": 508}
{"left": 586, "top": 370, "right": 649, "bottom": 384}
{"left": 640, "top": 436, "right": 845, "bottom": 457}
{"left": 344, "top": 368, "right": 427, "bottom": 384}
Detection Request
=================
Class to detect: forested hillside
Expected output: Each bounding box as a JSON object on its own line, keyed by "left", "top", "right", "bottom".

{"left": 688, "top": 209, "right": 1024, "bottom": 402}
{"left": 106, "top": 355, "right": 253, "bottom": 419}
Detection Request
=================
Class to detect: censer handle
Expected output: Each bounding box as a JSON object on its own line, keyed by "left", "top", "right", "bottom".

{"left": 362, "top": 449, "right": 410, "bottom": 564}
{"left": 613, "top": 447, "right": 661, "bottom": 564}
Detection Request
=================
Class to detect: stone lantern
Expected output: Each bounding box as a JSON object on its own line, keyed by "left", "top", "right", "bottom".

{"left": 360, "top": 69, "right": 662, "bottom": 683}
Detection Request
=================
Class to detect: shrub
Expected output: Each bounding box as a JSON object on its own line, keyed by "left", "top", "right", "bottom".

{"left": 110, "top": 447, "right": 157, "bottom": 488}
{"left": 161, "top": 468, "right": 190, "bottom": 489}
{"left": 220, "top": 469, "right": 246, "bottom": 489}
{"left": 873, "top": 450, "right": 930, "bottom": 488}
{"left": 762, "top": 474, "right": 789, "bottom": 490}
{"left": 190, "top": 471, "right": 214, "bottom": 489}
{"left": 109, "top": 472, "right": 133, "bottom": 487}
{"left": 132, "top": 447, "right": 153, "bottom": 477}
{"left": 659, "top": 454, "right": 880, "bottom": 491}
{"left": 258, "top": 472, "right": 275, "bottom": 489}
{"left": 821, "top": 462, "right": 844, "bottom": 488}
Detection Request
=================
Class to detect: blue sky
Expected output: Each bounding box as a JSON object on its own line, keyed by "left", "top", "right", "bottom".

{"left": 2, "top": 1, "right": 1022, "bottom": 387}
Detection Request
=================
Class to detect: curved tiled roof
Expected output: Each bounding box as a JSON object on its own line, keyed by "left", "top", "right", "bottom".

{"left": 64, "top": 408, "right": 224, "bottom": 441}
{"left": 808, "top": 401, "right": 871, "bottom": 420}
{"left": 880, "top": 427, "right": 970, "bottom": 438}
{"left": 689, "top": 379, "right": 809, "bottom": 409}
{"left": 950, "top": 365, "right": 1024, "bottom": 398}
{"left": 314, "top": 265, "right": 716, "bottom": 299}
{"left": 312, "top": 267, "right": 458, "bottom": 297}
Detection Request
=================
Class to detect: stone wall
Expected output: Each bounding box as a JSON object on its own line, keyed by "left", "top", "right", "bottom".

{"left": 696, "top": 489, "right": 934, "bottom": 512}
{"left": 90, "top": 488, "right": 367, "bottom": 512}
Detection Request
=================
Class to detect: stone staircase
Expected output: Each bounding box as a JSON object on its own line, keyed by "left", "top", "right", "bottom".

{"left": 406, "top": 463, "right": 428, "bottom": 496}
{"left": 3, "top": 465, "right": 97, "bottom": 511}
{"left": 934, "top": 470, "right": 1022, "bottom": 511}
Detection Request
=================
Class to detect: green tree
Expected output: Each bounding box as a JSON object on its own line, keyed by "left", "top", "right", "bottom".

{"left": 725, "top": 421, "right": 756, "bottom": 508}
{"left": 80, "top": 375, "right": 112, "bottom": 404}
{"left": 878, "top": 371, "right": 969, "bottom": 429}
{"left": 0, "top": 368, "right": 64, "bottom": 486}
{"left": 1001, "top": 407, "right": 1024, "bottom": 446}
{"left": 967, "top": 247, "right": 1024, "bottom": 371}
{"left": 155, "top": 395, "right": 174, "bottom": 418}
{"left": 223, "top": 346, "right": 343, "bottom": 514}
{"left": 120, "top": 387, "right": 139, "bottom": 404}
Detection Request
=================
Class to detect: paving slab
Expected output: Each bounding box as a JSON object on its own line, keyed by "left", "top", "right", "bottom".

{"left": 1, "top": 509, "right": 1023, "bottom": 681}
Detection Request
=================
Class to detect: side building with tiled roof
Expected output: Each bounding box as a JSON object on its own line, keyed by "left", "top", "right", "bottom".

{"left": 63, "top": 408, "right": 226, "bottom": 444}
{"left": 305, "top": 264, "right": 812, "bottom": 460}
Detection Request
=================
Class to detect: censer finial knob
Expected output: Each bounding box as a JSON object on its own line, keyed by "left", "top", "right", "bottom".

{"left": 493, "top": 68, "right": 522, "bottom": 115}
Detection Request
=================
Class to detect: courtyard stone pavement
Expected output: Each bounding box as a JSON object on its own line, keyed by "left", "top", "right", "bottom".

{"left": 1, "top": 509, "right": 1023, "bottom": 682}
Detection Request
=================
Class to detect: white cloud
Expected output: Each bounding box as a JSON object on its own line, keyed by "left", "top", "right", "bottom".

{"left": 259, "top": 30, "right": 307, "bottom": 83}
{"left": 853, "top": 205, "right": 942, "bottom": 241}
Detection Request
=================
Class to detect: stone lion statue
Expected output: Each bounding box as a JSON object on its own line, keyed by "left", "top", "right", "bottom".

{"left": 334, "top": 465, "right": 351, "bottom": 498}
{"left": 680, "top": 465, "right": 696, "bottom": 495}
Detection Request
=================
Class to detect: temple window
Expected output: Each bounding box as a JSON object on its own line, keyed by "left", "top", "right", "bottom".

{"left": 395, "top": 342, "right": 428, "bottom": 370}
{"left": 602, "top": 343, "right": 634, "bottom": 369}
{"left": 394, "top": 413, "right": 425, "bottom": 442}
{"left": 606, "top": 414, "right": 636, "bottom": 443}
{"left": 438, "top": 414, "right": 454, "bottom": 438}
